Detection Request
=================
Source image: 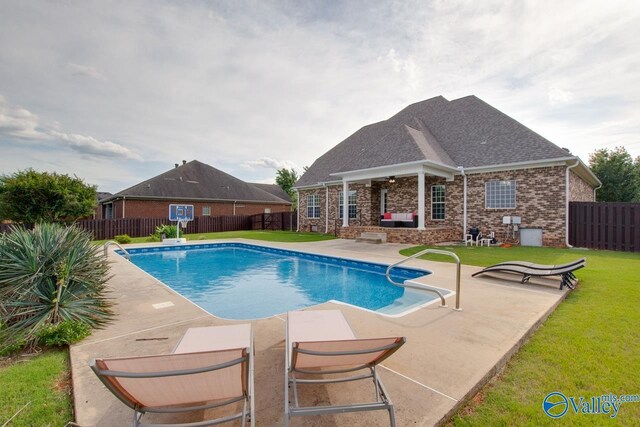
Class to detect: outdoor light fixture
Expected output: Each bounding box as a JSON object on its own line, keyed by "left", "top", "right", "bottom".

{"left": 388, "top": 176, "right": 396, "bottom": 183}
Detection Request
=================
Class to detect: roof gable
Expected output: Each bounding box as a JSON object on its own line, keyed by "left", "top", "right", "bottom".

{"left": 108, "top": 161, "right": 290, "bottom": 203}
{"left": 296, "top": 95, "right": 574, "bottom": 186}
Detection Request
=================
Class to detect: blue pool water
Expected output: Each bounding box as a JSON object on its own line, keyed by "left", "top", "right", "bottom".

{"left": 122, "top": 243, "right": 448, "bottom": 319}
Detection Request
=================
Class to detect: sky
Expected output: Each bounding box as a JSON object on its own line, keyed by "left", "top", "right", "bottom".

{"left": 0, "top": 0, "right": 639, "bottom": 193}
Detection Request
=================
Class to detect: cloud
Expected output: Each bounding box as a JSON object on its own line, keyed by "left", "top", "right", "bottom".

{"left": 67, "top": 63, "right": 106, "bottom": 80}
{"left": 547, "top": 87, "right": 575, "bottom": 106}
{"left": 0, "top": 96, "right": 49, "bottom": 139}
{"left": 50, "top": 131, "right": 142, "bottom": 160}
{"left": 0, "top": 95, "right": 140, "bottom": 161}
{"left": 0, "top": 0, "right": 638, "bottom": 192}
{"left": 244, "top": 157, "right": 300, "bottom": 171}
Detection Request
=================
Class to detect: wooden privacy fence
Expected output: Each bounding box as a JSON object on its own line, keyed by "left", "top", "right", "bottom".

{"left": 0, "top": 211, "right": 297, "bottom": 240}
{"left": 569, "top": 202, "right": 640, "bottom": 252}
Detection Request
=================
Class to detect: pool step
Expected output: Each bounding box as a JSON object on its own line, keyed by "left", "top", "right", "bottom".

{"left": 356, "top": 232, "right": 387, "bottom": 244}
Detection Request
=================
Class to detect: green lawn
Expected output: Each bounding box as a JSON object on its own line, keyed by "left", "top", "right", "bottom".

{"left": 94, "top": 230, "right": 336, "bottom": 245}
{"left": 400, "top": 245, "right": 640, "bottom": 426}
{"left": 0, "top": 349, "right": 72, "bottom": 426}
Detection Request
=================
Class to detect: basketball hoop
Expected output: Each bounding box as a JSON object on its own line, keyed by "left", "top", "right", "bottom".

{"left": 168, "top": 204, "right": 194, "bottom": 241}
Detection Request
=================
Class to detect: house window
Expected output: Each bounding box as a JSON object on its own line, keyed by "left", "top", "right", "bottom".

{"left": 431, "top": 185, "right": 445, "bottom": 220}
{"left": 339, "top": 190, "right": 357, "bottom": 219}
{"left": 202, "top": 206, "right": 211, "bottom": 216}
{"left": 486, "top": 180, "right": 516, "bottom": 209}
{"left": 104, "top": 203, "right": 113, "bottom": 219}
{"left": 307, "top": 194, "right": 321, "bottom": 218}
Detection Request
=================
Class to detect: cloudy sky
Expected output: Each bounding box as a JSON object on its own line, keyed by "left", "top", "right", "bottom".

{"left": 1, "top": 1, "right": 638, "bottom": 193}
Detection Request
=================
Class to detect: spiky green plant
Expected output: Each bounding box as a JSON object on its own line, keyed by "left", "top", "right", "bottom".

{"left": 0, "top": 223, "right": 112, "bottom": 350}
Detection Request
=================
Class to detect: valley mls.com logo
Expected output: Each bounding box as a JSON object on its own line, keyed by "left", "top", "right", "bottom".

{"left": 542, "top": 391, "right": 637, "bottom": 419}
{"left": 542, "top": 392, "right": 570, "bottom": 418}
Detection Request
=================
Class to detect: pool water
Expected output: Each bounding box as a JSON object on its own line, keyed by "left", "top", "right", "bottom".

{"left": 123, "top": 243, "right": 449, "bottom": 319}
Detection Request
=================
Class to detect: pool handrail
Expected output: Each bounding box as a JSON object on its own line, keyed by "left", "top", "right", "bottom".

{"left": 385, "top": 249, "right": 462, "bottom": 311}
{"left": 103, "top": 241, "right": 131, "bottom": 261}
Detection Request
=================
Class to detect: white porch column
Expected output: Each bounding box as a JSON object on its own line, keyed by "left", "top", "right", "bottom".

{"left": 342, "top": 180, "right": 349, "bottom": 227}
{"left": 417, "top": 171, "right": 426, "bottom": 230}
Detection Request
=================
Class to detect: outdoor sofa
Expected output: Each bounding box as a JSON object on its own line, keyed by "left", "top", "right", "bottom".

{"left": 380, "top": 212, "right": 418, "bottom": 228}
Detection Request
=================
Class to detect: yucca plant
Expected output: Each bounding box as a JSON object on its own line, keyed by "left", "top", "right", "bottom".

{"left": 0, "top": 223, "right": 112, "bottom": 351}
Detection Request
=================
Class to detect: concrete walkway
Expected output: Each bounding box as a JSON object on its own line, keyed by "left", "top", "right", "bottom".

{"left": 71, "top": 239, "right": 569, "bottom": 426}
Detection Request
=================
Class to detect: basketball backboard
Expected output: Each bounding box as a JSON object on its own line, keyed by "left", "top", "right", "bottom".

{"left": 169, "top": 204, "right": 194, "bottom": 221}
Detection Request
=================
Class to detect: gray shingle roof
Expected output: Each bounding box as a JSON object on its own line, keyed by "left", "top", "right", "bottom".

{"left": 250, "top": 183, "right": 292, "bottom": 202}
{"left": 296, "top": 95, "right": 572, "bottom": 186}
{"left": 106, "top": 160, "right": 291, "bottom": 204}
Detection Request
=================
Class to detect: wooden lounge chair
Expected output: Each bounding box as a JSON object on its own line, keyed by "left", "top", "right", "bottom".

{"left": 472, "top": 259, "right": 586, "bottom": 289}
{"left": 91, "top": 324, "right": 254, "bottom": 427}
{"left": 285, "top": 310, "right": 405, "bottom": 426}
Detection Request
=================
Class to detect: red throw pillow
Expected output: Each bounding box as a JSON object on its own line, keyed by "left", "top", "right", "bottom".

{"left": 384, "top": 212, "right": 392, "bottom": 219}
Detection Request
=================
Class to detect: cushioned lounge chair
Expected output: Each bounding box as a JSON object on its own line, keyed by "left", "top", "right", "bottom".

{"left": 472, "top": 259, "right": 585, "bottom": 289}
{"left": 91, "top": 324, "right": 254, "bottom": 427}
{"left": 285, "top": 310, "right": 405, "bottom": 427}
{"left": 490, "top": 257, "right": 585, "bottom": 270}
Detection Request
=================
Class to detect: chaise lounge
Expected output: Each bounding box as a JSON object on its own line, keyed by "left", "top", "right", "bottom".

{"left": 91, "top": 324, "right": 254, "bottom": 427}
{"left": 472, "top": 258, "right": 586, "bottom": 289}
{"left": 285, "top": 309, "right": 406, "bottom": 426}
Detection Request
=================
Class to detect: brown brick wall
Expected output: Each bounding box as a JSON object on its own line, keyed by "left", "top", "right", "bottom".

{"left": 298, "top": 165, "right": 574, "bottom": 246}
{"left": 338, "top": 226, "right": 459, "bottom": 245}
{"left": 102, "top": 199, "right": 290, "bottom": 219}
{"left": 465, "top": 166, "right": 567, "bottom": 246}
{"left": 569, "top": 171, "right": 595, "bottom": 202}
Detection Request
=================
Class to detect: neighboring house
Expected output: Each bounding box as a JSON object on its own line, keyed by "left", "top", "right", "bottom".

{"left": 294, "top": 95, "right": 600, "bottom": 246}
{"left": 97, "top": 160, "right": 292, "bottom": 219}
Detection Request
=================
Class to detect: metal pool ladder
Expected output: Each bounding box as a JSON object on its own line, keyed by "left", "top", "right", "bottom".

{"left": 103, "top": 240, "right": 131, "bottom": 261}
{"left": 385, "top": 249, "right": 462, "bottom": 311}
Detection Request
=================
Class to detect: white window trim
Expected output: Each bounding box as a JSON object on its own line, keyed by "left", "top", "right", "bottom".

{"left": 431, "top": 185, "right": 445, "bottom": 221}
{"left": 339, "top": 190, "right": 357, "bottom": 219}
{"left": 380, "top": 189, "right": 388, "bottom": 216}
{"left": 485, "top": 180, "right": 517, "bottom": 209}
{"left": 202, "top": 206, "right": 211, "bottom": 216}
{"left": 307, "top": 194, "right": 321, "bottom": 218}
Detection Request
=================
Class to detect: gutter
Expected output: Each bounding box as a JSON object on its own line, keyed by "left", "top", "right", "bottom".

{"left": 295, "top": 189, "right": 300, "bottom": 232}
{"left": 565, "top": 159, "right": 580, "bottom": 247}
{"left": 122, "top": 196, "right": 126, "bottom": 219}
{"left": 323, "top": 183, "right": 329, "bottom": 233}
{"left": 458, "top": 167, "right": 467, "bottom": 240}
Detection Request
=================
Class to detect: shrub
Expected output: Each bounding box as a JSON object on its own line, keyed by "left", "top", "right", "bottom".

{"left": 154, "top": 224, "right": 178, "bottom": 239}
{"left": 0, "top": 223, "right": 113, "bottom": 350}
{"left": 146, "top": 234, "right": 161, "bottom": 242}
{"left": 114, "top": 234, "right": 132, "bottom": 244}
{"left": 36, "top": 320, "right": 91, "bottom": 346}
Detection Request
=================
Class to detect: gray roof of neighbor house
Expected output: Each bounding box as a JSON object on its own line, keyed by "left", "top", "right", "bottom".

{"left": 96, "top": 192, "right": 112, "bottom": 201}
{"left": 251, "top": 183, "right": 292, "bottom": 202}
{"left": 103, "top": 160, "right": 291, "bottom": 204}
{"left": 296, "top": 95, "right": 574, "bottom": 187}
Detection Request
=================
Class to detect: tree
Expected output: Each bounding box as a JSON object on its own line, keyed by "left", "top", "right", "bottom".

{"left": 276, "top": 167, "right": 299, "bottom": 199}
{"left": 0, "top": 169, "right": 97, "bottom": 223}
{"left": 589, "top": 147, "right": 639, "bottom": 202}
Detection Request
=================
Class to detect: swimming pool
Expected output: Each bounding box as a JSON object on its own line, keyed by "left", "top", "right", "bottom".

{"left": 120, "top": 243, "right": 451, "bottom": 319}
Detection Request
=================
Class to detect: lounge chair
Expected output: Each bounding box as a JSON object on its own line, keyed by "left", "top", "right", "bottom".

{"left": 490, "top": 257, "right": 585, "bottom": 270}
{"left": 285, "top": 310, "right": 405, "bottom": 426}
{"left": 472, "top": 259, "right": 585, "bottom": 289}
{"left": 91, "top": 324, "right": 254, "bottom": 427}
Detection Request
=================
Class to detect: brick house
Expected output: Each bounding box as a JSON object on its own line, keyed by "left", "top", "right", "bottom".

{"left": 97, "top": 160, "right": 292, "bottom": 219}
{"left": 294, "top": 95, "right": 600, "bottom": 246}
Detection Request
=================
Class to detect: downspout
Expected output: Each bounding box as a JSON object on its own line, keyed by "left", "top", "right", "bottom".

{"left": 593, "top": 183, "right": 602, "bottom": 201}
{"left": 122, "top": 196, "right": 126, "bottom": 218}
{"left": 565, "top": 159, "right": 580, "bottom": 247}
{"left": 324, "top": 183, "right": 329, "bottom": 234}
{"left": 295, "top": 189, "right": 300, "bottom": 232}
{"left": 233, "top": 200, "right": 236, "bottom": 216}
{"left": 458, "top": 167, "right": 467, "bottom": 240}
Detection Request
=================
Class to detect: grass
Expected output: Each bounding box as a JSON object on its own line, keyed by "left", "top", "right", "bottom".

{"left": 94, "top": 230, "right": 336, "bottom": 245}
{"left": 400, "top": 245, "right": 640, "bottom": 426}
{"left": 0, "top": 349, "right": 73, "bottom": 426}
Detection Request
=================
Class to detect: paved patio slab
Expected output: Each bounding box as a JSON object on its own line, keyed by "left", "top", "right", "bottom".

{"left": 71, "top": 239, "right": 569, "bottom": 426}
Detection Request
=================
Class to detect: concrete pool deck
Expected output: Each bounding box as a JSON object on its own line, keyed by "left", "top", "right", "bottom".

{"left": 71, "top": 238, "right": 570, "bottom": 426}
